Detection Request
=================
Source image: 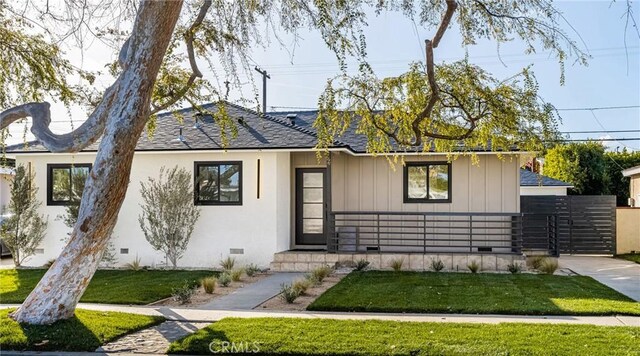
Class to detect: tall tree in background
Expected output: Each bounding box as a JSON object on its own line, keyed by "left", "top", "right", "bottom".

{"left": 0, "top": 165, "right": 47, "bottom": 266}
{"left": 1, "top": 0, "right": 635, "bottom": 324}
{"left": 544, "top": 142, "right": 609, "bottom": 195}
{"left": 605, "top": 149, "right": 640, "bottom": 206}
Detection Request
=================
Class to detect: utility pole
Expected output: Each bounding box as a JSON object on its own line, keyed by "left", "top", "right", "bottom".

{"left": 254, "top": 66, "right": 270, "bottom": 115}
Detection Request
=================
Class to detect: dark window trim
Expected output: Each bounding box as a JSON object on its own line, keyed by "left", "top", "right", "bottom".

{"left": 46, "top": 163, "right": 92, "bottom": 206}
{"left": 403, "top": 161, "right": 452, "bottom": 203}
{"left": 194, "top": 161, "right": 243, "bottom": 206}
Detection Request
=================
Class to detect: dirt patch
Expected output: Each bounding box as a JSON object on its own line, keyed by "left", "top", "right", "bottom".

{"left": 152, "top": 272, "right": 270, "bottom": 308}
{"left": 256, "top": 273, "right": 347, "bottom": 311}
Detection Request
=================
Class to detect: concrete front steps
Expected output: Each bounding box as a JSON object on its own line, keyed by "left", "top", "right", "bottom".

{"left": 270, "top": 251, "right": 525, "bottom": 272}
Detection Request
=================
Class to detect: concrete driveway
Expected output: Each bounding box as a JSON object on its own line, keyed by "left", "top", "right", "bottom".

{"left": 559, "top": 256, "right": 640, "bottom": 301}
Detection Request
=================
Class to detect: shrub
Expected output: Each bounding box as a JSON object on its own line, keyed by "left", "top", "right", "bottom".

{"left": 279, "top": 283, "right": 300, "bottom": 303}
{"left": 125, "top": 255, "right": 142, "bottom": 271}
{"left": 0, "top": 164, "right": 48, "bottom": 267}
{"left": 172, "top": 283, "right": 196, "bottom": 304}
{"left": 311, "top": 265, "right": 333, "bottom": 283}
{"left": 245, "top": 263, "right": 260, "bottom": 277}
{"left": 539, "top": 259, "right": 559, "bottom": 275}
{"left": 467, "top": 260, "right": 480, "bottom": 273}
{"left": 305, "top": 273, "right": 320, "bottom": 286}
{"left": 527, "top": 255, "right": 546, "bottom": 270}
{"left": 292, "top": 278, "right": 312, "bottom": 295}
{"left": 355, "top": 259, "right": 370, "bottom": 271}
{"left": 218, "top": 272, "right": 232, "bottom": 287}
{"left": 220, "top": 256, "right": 236, "bottom": 271}
{"left": 430, "top": 259, "right": 445, "bottom": 272}
{"left": 138, "top": 166, "right": 200, "bottom": 269}
{"left": 43, "top": 259, "right": 56, "bottom": 269}
{"left": 507, "top": 262, "right": 523, "bottom": 274}
{"left": 389, "top": 258, "right": 404, "bottom": 272}
{"left": 202, "top": 277, "right": 217, "bottom": 294}
{"left": 230, "top": 268, "right": 244, "bottom": 282}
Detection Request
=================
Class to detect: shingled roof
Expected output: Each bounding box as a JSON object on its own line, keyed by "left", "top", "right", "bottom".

{"left": 520, "top": 169, "right": 572, "bottom": 187}
{"left": 5, "top": 102, "right": 324, "bottom": 153}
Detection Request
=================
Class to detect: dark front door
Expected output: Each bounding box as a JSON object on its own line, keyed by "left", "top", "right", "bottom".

{"left": 295, "top": 168, "right": 327, "bottom": 245}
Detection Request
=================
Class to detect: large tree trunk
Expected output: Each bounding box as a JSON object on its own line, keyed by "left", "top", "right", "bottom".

{"left": 11, "top": 0, "right": 184, "bottom": 325}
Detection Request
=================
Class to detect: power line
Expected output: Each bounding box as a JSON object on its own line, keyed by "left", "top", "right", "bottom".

{"left": 564, "top": 129, "right": 640, "bottom": 134}
{"left": 556, "top": 105, "right": 640, "bottom": 111}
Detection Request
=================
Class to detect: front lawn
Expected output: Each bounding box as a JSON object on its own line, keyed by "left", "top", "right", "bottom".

{"left": 0, "top": 308, "right": 163, "bottom": 351}
{"left": 0, "top": 269, "right": 213, "bottom": 304}
{"left": 168, "top": 317, "right": 640, "bottom": 355}
{"left": 616, "top": 253, "right": 640, "bottom": 264}
{"left": 308, "top": 271, "right": 640, "bottom": 316}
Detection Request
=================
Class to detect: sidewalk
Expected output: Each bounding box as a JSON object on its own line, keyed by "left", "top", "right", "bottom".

{"left": 201, "top": 272, "right": 304, "bottom": 310}
{"left": 559, "top": 255, "right": 640, "bottom": 301}
{"left": 2, "top": 303, "right": 638, "bottom": 327}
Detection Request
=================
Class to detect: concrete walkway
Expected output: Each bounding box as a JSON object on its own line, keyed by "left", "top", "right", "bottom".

{"left": 559, "top": 256, "right": 640, "bottom": 301}
{"left": 201, "top": 272, "right": 304, "bottom": 310}
{"left": 2, "top": 303, "right": 638, "bottom": 327}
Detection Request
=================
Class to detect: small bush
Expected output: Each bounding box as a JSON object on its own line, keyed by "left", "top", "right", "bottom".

{"left": 467, "top": 260, "right": 480, "bottom": 273}
{"left": 219, "top": 256, "right": 236, "bottom": 271}
{"left": 230, "top": 268, "right": 244, "bottom": 282}
{"left": 430, "top": 259, "right": 445, "bottom": 272}
{"left": 125, "top": 256, "right": 142, "bottom": 271}
{"left": 292, "top": 278, "right": 312, "bottom": 295}
{"left": 311, "top": 265, "right": 333, "bottom": 283}
{"left": 218, "top": 272, "right": 232, "bottom": 287}
{"left": 539, "top": 258, "right": 559, "bottom": 275}
{"left": 245, "top": 264, "right": 260, "bottom": 277}
{"left": 527, "top": 255, "right": 546, "bottom": 270}
{"left": 305, "top": 273, "right": 321, "bottom": 286}
{"left": 355, "top": 259, "right": 370, "bottom": 271}
{"left": 43, "top": 259, "right": 56, "bottom": 269}
{"left": 389, "top": 258, "right": 404, "bottom": 272}
{"left": 279, "top": 283, "right": 300, "bottom": 303}
{"left": 172, "top": 283, "right": 196, "bottom": 304}
{"left": 201, "top": 277, "right": 217, "bottom": 294}
{"left": 507, "top": 262, "right": 523, "bottom": 274}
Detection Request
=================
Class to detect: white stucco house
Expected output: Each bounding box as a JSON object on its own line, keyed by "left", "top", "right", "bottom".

{"left": 622, "top": 165, "right": 640, "bottom": 207}
{"left": 0, "top": 164, "right": 14, "bottom": 213}
{"left": 4, "top": 103, "right": 555, "bottom": 271}
{"left": 519, "top": 169, "right": 572, "bottom": 196}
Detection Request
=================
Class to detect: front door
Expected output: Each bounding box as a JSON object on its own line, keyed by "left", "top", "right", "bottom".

{"left": 295, "top": 168, "right": 327, "bottom": 245}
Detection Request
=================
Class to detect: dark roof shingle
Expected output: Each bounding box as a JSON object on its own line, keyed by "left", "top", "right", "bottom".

{"left": 520, "top": 169, "right": 572, "bottom": 187}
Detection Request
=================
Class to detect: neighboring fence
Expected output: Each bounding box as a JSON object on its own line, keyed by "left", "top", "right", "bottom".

{"left": 521, "top": 195, "right": 617, "bottom": 255}
{"left": 328, "top": 211, "right": 557, "bottom": 255}
{"left": 616, "top": 208, "right": 640, "bottom": 254}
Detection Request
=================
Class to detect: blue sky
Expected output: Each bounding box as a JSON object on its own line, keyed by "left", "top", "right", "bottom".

{"left": 5, "top": 1, "right": 640, "bottom": 150}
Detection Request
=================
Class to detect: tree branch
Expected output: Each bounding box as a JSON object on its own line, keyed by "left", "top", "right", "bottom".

{"left": 0, "top": 84, "right": 117, "bottom": 152}
{"left": 150, "top": 0, "right": 212, "bottom": 115}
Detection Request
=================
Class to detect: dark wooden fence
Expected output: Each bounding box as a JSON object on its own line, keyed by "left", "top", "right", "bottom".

{"left": 521, "top": 195, "right": 616, "bottom": 255}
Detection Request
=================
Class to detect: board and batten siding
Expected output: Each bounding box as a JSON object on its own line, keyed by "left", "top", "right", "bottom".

{"left": 329, "top": 153, "right": 520, "bottom": 213}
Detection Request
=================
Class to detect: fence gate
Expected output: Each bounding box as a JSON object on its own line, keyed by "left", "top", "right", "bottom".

{"left": 521, "top": 195, "right": 616, "bottom": 255}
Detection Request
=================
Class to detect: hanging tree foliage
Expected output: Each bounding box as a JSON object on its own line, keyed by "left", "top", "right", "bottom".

{"left": 1, "top": 0, "right": 635, "bottom": 324}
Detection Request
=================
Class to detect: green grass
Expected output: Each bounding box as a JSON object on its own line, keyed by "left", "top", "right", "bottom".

{"left": 616, "top": 253, "right": 640, "bottom": 264}
{"left": 168, "top": 317, "right": 640, "bottom": 355}
{"left": 0, "top": 269, "right": 214, "bottom": 304}
{"left": 308, "top": 271, "right": 640, "bottom": 316}
{"left": 0, "top": 308, "right": 163, "bottom": 351}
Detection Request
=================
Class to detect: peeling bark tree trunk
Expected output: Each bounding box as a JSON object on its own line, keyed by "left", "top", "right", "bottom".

{"left": 11, "top": 0, "right": 184, "bottom": 325}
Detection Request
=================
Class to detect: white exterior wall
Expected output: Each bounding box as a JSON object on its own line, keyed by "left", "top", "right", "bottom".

{"left": 0, "top": 172, "right": 12, "bottom": 212}
{"left": 13, "top": 151, "right": 291, "bottom": 268}
{"left": 520, "top": 186, "right": 568, "bottom": 196}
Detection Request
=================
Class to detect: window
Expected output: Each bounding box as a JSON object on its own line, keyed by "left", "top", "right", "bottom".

{"left": 194, "top": 161, "right": 242, "bottom": 205}
{"left": 47, "top": 164, "right": 92, "bottom": 206}
{"left": 403, "top": 162, "right": 451, "bottom": 203}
